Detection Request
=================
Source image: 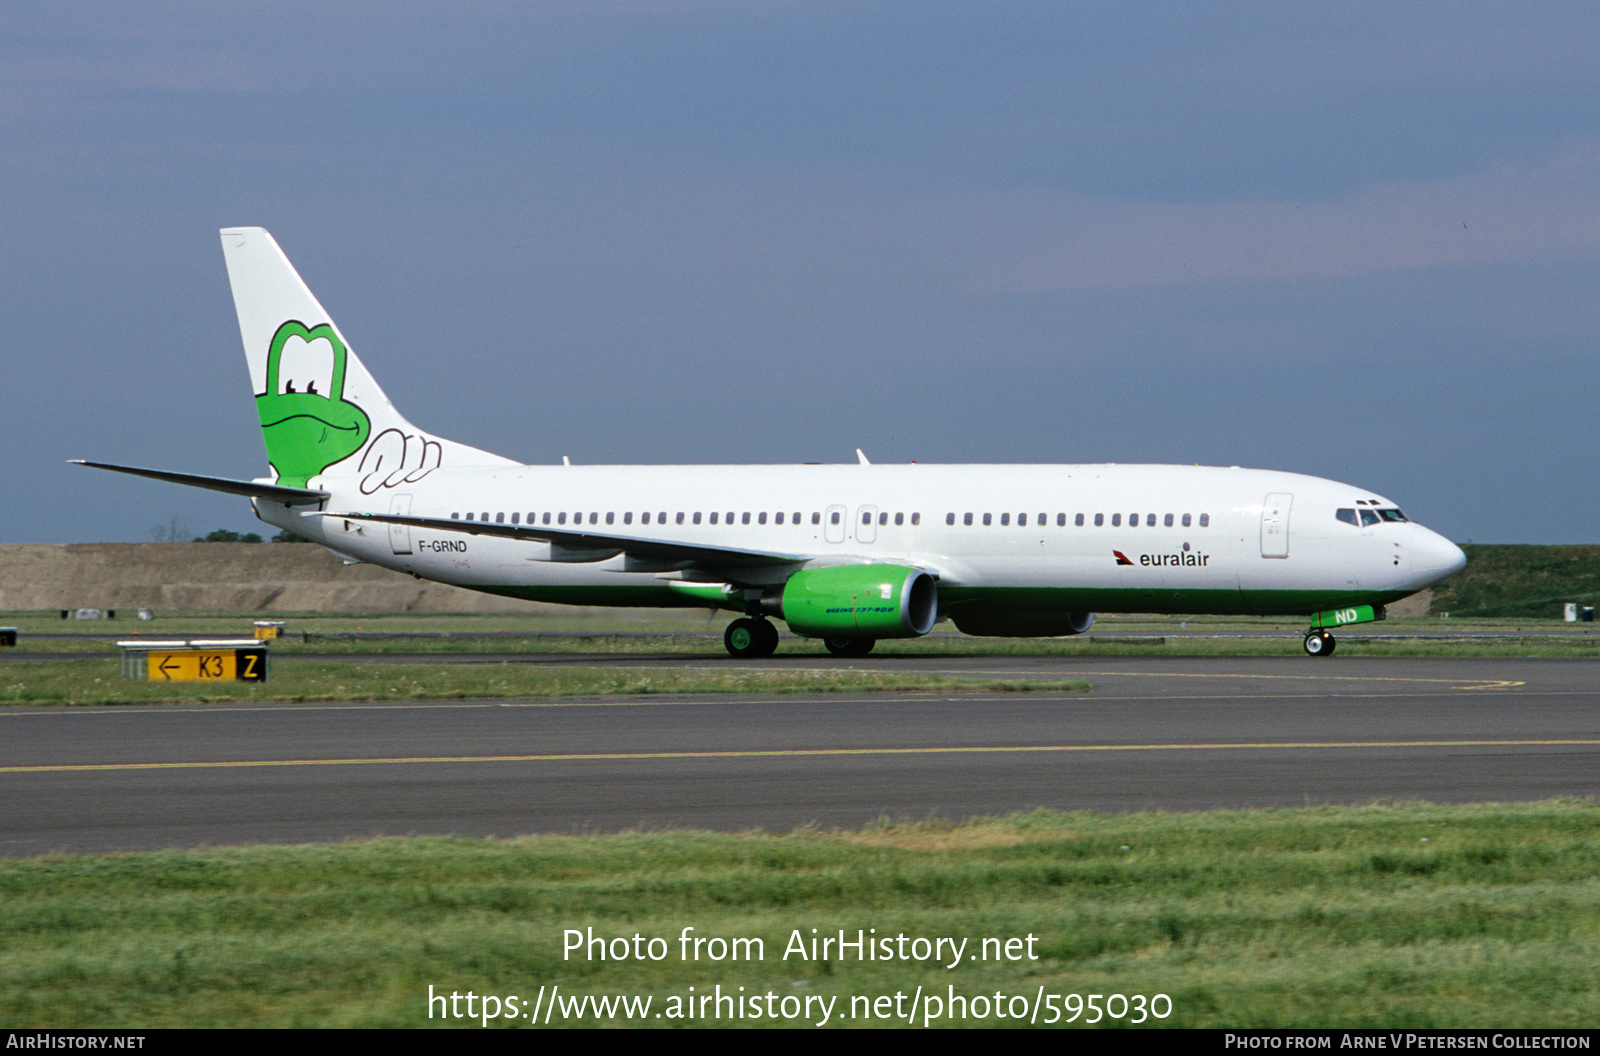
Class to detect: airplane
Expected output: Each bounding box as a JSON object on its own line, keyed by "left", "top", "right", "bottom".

{"left": 76, "top": 227, "right": 1467, "bottom": 659}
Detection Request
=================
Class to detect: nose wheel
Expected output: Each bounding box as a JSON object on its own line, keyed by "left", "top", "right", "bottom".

{"left": 725, "top": 617, "right": 780, "bottom": 658}
{"left": 1303, "top": 630, "right": 1336, "bottom": 657}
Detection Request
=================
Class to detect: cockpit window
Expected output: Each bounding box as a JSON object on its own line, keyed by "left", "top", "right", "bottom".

{"left": 1377, "top": 508, "right": 1407, "bottom": 522}
{"left": 1359, "top": 509, "right": 1380, "bottom": 527}
{"left": 1336, "top": 508, "right": 1358, "bottom": 526}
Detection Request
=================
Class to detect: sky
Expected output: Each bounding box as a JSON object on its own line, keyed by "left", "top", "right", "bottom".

{"left": 4, "top": 2, "right": 1599, "bottom": 545}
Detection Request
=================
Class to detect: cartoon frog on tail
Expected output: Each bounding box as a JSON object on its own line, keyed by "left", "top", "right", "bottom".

{"left": 255, "top": 320, "right": 371, "bottom": 487}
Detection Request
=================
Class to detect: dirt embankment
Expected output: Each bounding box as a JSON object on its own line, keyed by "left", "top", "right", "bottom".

{"left": 0, "top": 543, "right": 535, "bottom": 613}
{"left": 0, "top": 542, "right": 1437, "bottom": 617}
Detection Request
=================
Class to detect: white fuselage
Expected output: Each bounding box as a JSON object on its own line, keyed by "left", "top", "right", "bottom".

{"left": 258, "top": 461, "right": 1465, "bottom": 617}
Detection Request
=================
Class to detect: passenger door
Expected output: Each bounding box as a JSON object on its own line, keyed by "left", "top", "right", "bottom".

{"left": 389, "top": 493, "right": 413, "bottom": 555}
{"left": 1260, "top": 493, "right": 1291, "bottom": 558}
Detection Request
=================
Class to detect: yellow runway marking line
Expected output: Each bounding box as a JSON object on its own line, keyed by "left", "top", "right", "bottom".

{"left": 945, "top": 669, "right": 1525, "bottom": 691}
{"left": 6, "top": 739, "right": 1596, "bottom": 774}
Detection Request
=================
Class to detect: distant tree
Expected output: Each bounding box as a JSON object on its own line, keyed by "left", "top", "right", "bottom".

{"left": 149, "top": 517, "right": 191, "bottom": 543}
{"left": 271, "top": 529, "right": 313, "bottom": 543}
{"left": 195, "top": 529, "right": 263, "bottom": 543}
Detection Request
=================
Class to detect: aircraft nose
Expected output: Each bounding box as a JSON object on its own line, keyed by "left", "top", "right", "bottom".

{"left": 1412, "top": 527, "right": 1466, "bottom": 583}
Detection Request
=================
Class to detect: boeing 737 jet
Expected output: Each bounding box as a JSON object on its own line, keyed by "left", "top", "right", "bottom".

{"left": 77, "top": 227, "right": 1467, "bottom": 657}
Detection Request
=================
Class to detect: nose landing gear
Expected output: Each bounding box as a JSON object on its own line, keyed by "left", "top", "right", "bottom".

{"left": 1303, "top": 630, "right": 1337, "bottom": 657}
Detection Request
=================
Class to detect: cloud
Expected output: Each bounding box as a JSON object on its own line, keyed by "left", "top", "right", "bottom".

{"left": 983, "top": 139, "right": 1600, "bottom": 291}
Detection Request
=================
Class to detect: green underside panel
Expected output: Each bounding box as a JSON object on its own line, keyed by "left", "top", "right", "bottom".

{"left": 936, "top": 586, "right": 1413, "bottom": 618}
{"left": 474, "top": 584, "right": 722, "bottom": 609}
{"left": 471, "top": 582, "right": 1412, "bottom": 618}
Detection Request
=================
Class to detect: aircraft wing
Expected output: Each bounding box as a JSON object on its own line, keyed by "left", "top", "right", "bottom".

{"left": 71, "top": 461, "right": 329, "bottom": 506}
{"left": 324, "top": 510, "right": 808, "bottom": 570}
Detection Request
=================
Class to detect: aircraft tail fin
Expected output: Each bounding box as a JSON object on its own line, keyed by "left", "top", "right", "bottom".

{"left": 219, "top": 227, "right": 512, "bottom": 491}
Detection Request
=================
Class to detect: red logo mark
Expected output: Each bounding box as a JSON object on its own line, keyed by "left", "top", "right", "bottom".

{"left": 1113, "top": 550, "right": 1133, "bottom": 566}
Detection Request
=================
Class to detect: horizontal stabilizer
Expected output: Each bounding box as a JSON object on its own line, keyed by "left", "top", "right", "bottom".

{"left": 325, "top": 511, "right": 805, "bottom": 569}
{"left": 71, "top": 461, "right": 329, "bottom": 506}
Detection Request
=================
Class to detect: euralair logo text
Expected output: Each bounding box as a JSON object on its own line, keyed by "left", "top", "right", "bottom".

{"left": 1116, "top": 550, "right": 1210, "bottom": 567}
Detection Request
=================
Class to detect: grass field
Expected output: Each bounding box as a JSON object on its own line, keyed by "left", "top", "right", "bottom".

{"left": 3, "top": 802, "right": 1596, "bottom": 1028}
{"left": 1431, "top": 544, "right": 1600, "bottom": 618}
{"left": 0, "top": 657, "right": 1088, "bottom": 706}
{"left": 7, "top": 608, "right": 1600, "bottom": 657}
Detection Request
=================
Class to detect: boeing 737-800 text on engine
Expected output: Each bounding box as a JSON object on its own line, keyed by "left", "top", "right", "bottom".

{"left": 76, "top": 228, "right": 1466, "bottom": 657}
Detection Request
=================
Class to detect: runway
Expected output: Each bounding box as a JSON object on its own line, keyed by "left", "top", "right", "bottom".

{"left": 2, "top": 655, "right": 1596, "bottom": 856}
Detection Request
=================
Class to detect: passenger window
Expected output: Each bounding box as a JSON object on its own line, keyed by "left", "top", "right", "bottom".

{"left": 861, "top": 512, "right": 871, "bottom": 525}
{"left": 1094, "top": 513, "right": 1104, "bottom": 527}
{"left": 1000, "top": 513, "right": 1010, "bottom": 526}
{"left": 1128, "top": 514, "right": 1138, "bottom": 527}
{"left": 1199, "top": 513, "right": 1210, "bottom": 527}
{"left": 658, "top": 512, "right": 666, "bottom": 524}
{"left": 637, "top": 512, "right": 646, "bottom": 525}
{"left": 557, "top": 512, "right": 566, "bottom": 525}
{"left": 1147, "top": 513, "right": 1156, "bottom": 527}
{"left": 677, "top": 512, "right": 686, "bottom": 525}
{"left": 693, "top": 512, "right": 701, "bottom": 524}
{"left": 726, "top": 512, "right": 734, "bottom": 524}
{"left": 742, "top": 512, "right": 751, "bottom": 525}
{"left": 1072, "top": 513, "right": 1081, "bottom": 526}
{"left": 710, "top": 512, "right": 719, "bottom": 525}
{"left": 1038, "top": 512, "right": 1046, "bottom": 525}
{"left": 911, "top": 513, "right": 920, "bottom": 526}
{"left": 830, "top": 511, "right": 840, "bottom": 525}
{"left": 1112, "top": 514, "right": 1121, "bottom": 527}
{"left": 1336, "top": 508, "right": 1358, "bottom": 526}
{"left": 1018, "top": 513, "right": 1027, "bottom": 527}
{"left": 792, "top": 512, "right": 801, "bottom": 524}
{"left": 542, "top": 512, "right": 551, "bottom": 525}
{"left": 495, "top": 512, "right": 504, "bottom": 524}
{"left": 878, "top": 512, "right": 887, "bottom": 525}
{"left": 590, "top": 513, "right": 598, "bottom": 525}
{"left": 813, "top": 512, "right": 822, "bottom": 525}
{"left": 464, "top": 512, "right": 474, "bottom": 521}
{"left": 758, "top": 512, "right": 767, "bottom": 525}
{"left": 1163, "top": 513, "right": 1173, "bottom": 527}
{"left": 964, "top": 513, "right": 973, "bottom": 526}
{"left": 983, "top": 513, "right": 992, "bottom": 526}
{"left": 481, "top": 512, "right": 490, "bottom": 522}
{"left": 1182, "top": 513, "right": 1191, "bottom": 527}
{"left": 894, "top": 512, "right": 903, "bottom": 526}
{"left": 451, "top": 512, "right": 459, "bottom": 520}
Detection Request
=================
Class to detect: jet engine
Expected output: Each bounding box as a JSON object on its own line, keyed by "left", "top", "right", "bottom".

{"left": 771, "top": 564, "right": 938, "bottom": 639}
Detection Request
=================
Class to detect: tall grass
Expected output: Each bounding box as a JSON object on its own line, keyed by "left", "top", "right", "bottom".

{"left": 2, "top": 802, "right": 1595, "bottom": 1027}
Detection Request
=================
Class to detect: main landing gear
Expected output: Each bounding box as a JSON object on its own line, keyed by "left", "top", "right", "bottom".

{"left": 823, "top": 637, "right": 875, "bottom": 658}
{"left": 724, "top": 617, "right": 780, "bottom": 658}
{"left": 1303, "top": 630, "right": 1337, "bottom": 657}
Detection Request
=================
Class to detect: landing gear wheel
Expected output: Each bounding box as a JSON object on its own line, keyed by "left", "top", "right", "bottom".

{"left": 725, "top": 617, "right": 779, "bottom": 658}
{"left": 1303, "top": 631, "right": 1336, "bottom": 657}
{"left": 823, "top": 637, "right": 876, "bottom": 658}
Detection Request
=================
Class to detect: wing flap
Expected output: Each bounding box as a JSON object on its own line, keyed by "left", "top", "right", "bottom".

{"left": 324, "top": 511, "right": 806, "bottom": 569}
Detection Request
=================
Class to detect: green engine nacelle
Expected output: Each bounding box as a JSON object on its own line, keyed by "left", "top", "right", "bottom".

{"left": 780, "top": 564, "right": 938, "bottom": 639}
